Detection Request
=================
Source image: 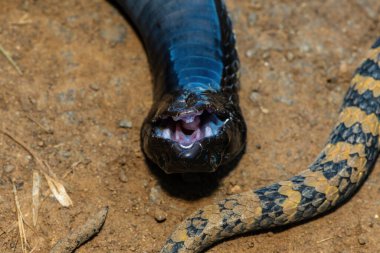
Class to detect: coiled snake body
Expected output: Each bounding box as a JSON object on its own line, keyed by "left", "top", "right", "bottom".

{"left": 116, "top": 0, "right": 380, "bottom": 252}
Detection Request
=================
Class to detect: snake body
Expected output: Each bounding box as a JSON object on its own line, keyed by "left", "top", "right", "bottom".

{"left": 159, "top": 39, "right": 380, "bottom": 253}
{"left": 115, "top": 0, "right": 380, "bottom": 252}
{"left": 117, "top": 0, "right": 246, "bottom": 173}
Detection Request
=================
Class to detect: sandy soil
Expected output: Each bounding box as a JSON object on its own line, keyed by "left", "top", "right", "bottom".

{"left": 0, "top": 0, "right": 380, "bottom": 252}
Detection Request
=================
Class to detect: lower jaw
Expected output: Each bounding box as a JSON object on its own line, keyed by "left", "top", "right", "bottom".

{"left": 143, "top": 136, "right": 226, "bottom": 174}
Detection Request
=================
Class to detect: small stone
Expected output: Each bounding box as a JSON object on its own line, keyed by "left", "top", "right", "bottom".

{"left": 119, "top": 119, "right": 132, "bottom": 129}
{"left": 63, "top": 111, "right": 81, "bottom": 125}
{"left": 262, "top": 52, "right": 270, "bottom": 59}
{"left": 247, "top": 13, "right": 257, "bottom": 26}
{"left": 259, "top": 106, "right": 269, "bottom": 114}
{"left": 15, "top": 180, "right": 24, "bottom": 190}
{"left": 4, "top": 164, "right": 15, "bottom": 173}
{"left": 274, "top": 96, "right": 294, "bottom": 105}
{"left": 37, "top": 141, "right": 45, "bottom": 147}
{"left": 100, "top": 24, "right": 127, "bottom": 45}
{"left": 245, "top": 49, "right": 255, "bottom": 58}
{"left": 149, "top": 186, "right": 162, "bottom": 204}
{"left": 153, "top": 208, "right": 167, "bottom": 223}
{"left": 119, "top": 169, "right": 128, "bottom": 183}
{"left": 118, "top": 156, "right": 127, "bottom": 166}
{"left": 90, "top": 83, "right": 100, "bottom": 91}
{"left": 275, "top": 164, "right": 285, "bottom": 171}
{"left": 59, "top": 150, "right": 71, "bottom": 158}
{"left": 249, "top": 91, "right": 261, "bottom": 103}
{"left": 250, "top": 1, "right": 262, "bottom": 9}
{"left": 246, "top": 241, "right": 255, "bottom": 248}
{"left": 57, "top": 89, "right": 76, "bottom": 104}
{"left": 255, "top": 144, "right": 261, "bottom": 149}
{"left": 228, "top": 185, "right": 242, "bottom": 194}
{"left": 339, "top": 61, "right": 348, "bottom": 74}
{"left": 286, "top": 52, "right": 294, "bottom": 61}
{"left": 358, "top": 235, "right": 367, "bottom": 245}
{"left": 300, "top": 42, "right": 311, "bottom": 53}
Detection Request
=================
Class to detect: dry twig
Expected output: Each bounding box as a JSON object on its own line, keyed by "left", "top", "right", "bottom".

{"left": 50, "top": 207, "right": 109, "bottom": 253}
{"left": 13, "top": 183, "right": 29, "bottom": 253}
{"left": 32, "top": 170, "right": 41, "bottom": 226}
{"left": 0, "top": 43, "right": 22, "bottom": 75}
{"left": 1, "top": 129, "right": 73, "bottom": 207}
{"left": 25, "top": 115, "right": 53, "bottom": 133}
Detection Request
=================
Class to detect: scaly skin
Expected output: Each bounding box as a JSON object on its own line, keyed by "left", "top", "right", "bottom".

{"left": 160, "top": 39, "right": 380, "bottom": 252}
{"left": 117, "top": 0, "right": 246, "bottom": 173}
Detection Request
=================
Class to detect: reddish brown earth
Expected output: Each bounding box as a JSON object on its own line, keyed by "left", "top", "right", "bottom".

{"left": 0, "top": 1, "right": 380, "bottom": 252}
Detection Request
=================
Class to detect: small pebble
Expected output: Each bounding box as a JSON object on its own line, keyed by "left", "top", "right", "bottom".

{"left": 245, "top": 49, "right": 255, "bottom": 58}
{"left": 247, "top": 13, "right": 257, "bottom": 26}
{"left": 119, "top": 169, "right": 128, "bottom": 183}
{"left": 246, "top": 241, "right": 255, "bottom": 248}
{"left": 4, "top": 164, "right": 15, "bottom": 173}
{"left": 249, "top": 91, "right": 261, "bottom": 103}
{"left": 259, "top": 106, "right": 269, "bottom": 114}
{"left": 358, "top": 235, "right": 367, "bottom": 245}
{"left": 149, "top": 186, "right": 162, "bottom": 204}
{"left": 274, "top": 96, "right": 294, "bottom": 105}
{"left": 250, "top": 1, "right": 262, "bottom": 9}
{"left": 100, "top": 24, "right": 127, "bottom": 45}
{"left": 262, "top": 52, "right": 270, "bottom": 59}
{"left": 118, "top": 156, "right": 127, "bottom": 166}
{"left": 300, "top": 42, "right": 311, "bottom": 53}
{"left": 119, "top": 119, "right": 133, "bottom": 129}
{"left": 90, "top": 83, "right": 100, "bottom": 91}
{"left": 59, "top": 150, "right": 71, "bottom": 158}
{"left": 339, "top": 61, "right": 348, "bottom": 74}
{"left": 57, "top": 89, "right": 76, "bottom": 104}
{"left": 275, "top": 164, "right": 285, "bottom": 171}
{"left": 153, "top": 208, "right": 167, "bottom": 223}
{"left": 286, "top": 52, "right": 294, "bottom": 61}
{"left": 229, "top": 185, "right": 242, "bottom": 194}
{"left": 15, "top": 180, "right": 24, "bottom": 190}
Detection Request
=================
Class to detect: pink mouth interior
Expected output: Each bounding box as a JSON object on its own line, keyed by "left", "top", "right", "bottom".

{"left": 155, "top": 110, "right": 224, "bottom": 148}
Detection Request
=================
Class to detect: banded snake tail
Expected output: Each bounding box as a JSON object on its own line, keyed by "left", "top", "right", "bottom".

{"left": 160, "top": 39, "right": 380, "bottom": 252}
{"left": 113, "top": 0, "right": 380, "bottom": 252}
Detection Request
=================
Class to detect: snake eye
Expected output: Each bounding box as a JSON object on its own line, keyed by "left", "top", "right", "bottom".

{"left": 154, "top": 110, "right": 224, "bottom": 148}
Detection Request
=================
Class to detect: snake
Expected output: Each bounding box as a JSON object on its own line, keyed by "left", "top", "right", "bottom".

{"left": 115, "top": 0, "right": 380, "bottom": 252}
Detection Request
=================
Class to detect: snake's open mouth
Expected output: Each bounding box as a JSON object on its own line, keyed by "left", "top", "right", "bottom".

{"left": 154, "top": 110, "right": 224, "bottom": 149}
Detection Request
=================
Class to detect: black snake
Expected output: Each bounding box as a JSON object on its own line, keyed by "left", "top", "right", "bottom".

{"left": 116, "top": 0, "right": 380, "bottom": 252}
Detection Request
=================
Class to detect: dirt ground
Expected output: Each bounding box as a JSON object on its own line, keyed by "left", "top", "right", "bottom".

{"left": 0, "top": 0, "right": 380, "bottom": 252}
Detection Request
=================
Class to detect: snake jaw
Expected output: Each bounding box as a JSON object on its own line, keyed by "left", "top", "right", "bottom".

{"left": 141, "top": 90, "right": 246, "bottom": 173}
{"left": 154, "top": 109, "right": 224, "bottom": 148}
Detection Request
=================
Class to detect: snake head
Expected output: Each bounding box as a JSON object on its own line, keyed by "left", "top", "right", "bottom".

{"left": 141, "top": 90, "right": 246, "bottom": 173}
